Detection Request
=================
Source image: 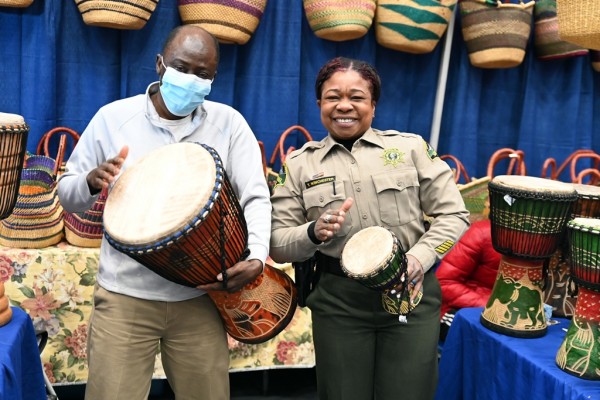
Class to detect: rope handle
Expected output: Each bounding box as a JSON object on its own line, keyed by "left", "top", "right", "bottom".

{"left": 486, "top": 148, "right": 526, "bottom": 178}
{"left": 440, "top": 154, "right": 471, "bottom": 184}
{"left": 268, "top": 125, "right": 313, "bottom": 168}
{"left": 36, "top": 126, "right": 80, "bottom": 157}
{"left": 569, "top": 152, "right": 600, "bottom": 183}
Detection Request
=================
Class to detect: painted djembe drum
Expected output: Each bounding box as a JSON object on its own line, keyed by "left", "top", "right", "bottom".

{"left": 340, "top": 226, "right": 423, "bottom": 323}
{"left": 555, "top": 217, "right": 600, "bottom": 380}
{"left": 103, "top": 142, "right": 297, "bottom": 344}
{"left": 544, "top": 183, "right": 600, "bottom": 318}
{"left": 0, "top": 113, "right": 29, "bottom": 220}
{"left": 481, "top": 176, "right": 577, "bottom": 338}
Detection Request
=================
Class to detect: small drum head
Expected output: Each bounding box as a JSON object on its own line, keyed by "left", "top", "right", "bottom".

{"left": 341, "top": 226, "right": 395, "bottom": 277}
{"left": 572, "top": 183, "right": 600, "bottom": 218}
{"left": 0, "top": 113, "right": 25, "bottom": 125}
{"left": 104, "top": 142, "right": 218, "bottom": 246}
{"left": 491, "top": 175, "right": 577, "bottom": 195}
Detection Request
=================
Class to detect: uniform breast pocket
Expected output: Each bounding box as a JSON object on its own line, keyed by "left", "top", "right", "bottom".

{"left": 372, "top": 169, "right": 420, "bottom": 226}
{"left": 303, "top": 181, "right": 352, "bottom": 236}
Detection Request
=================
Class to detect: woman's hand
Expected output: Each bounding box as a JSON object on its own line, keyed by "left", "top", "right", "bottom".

{"left": 86, "top": 146, "right": 129, "bottom": 193}
{"left": 392, "top": 254, "right": 425, "bottom": 304}
{"left": 196, "top": 259, "right": 263, "bottom": 293}
{"left": 313, "top": 197, "right": 354, "bottom": 242}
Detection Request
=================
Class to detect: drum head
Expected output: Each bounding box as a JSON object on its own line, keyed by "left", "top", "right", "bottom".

{"left": 572, "top": 183, "right": 600, "bottom": 198}
{"left": 492, "top": 175, "right": 576, "bottom": 195}
{"left": 0, "top": 112, "right": 25, "bottom": 125}
{"left": 569, "top": 217, "right": 600, "bottom": 231}
{"left": 104, "top": 142, "right": 218, "bottom": 246}
{"left": 341, "top": 226, "right": 394, "bottom": 276}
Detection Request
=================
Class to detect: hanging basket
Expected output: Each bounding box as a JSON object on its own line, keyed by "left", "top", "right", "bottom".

{"left": 0, "top": 0, "right": 34, "bottom": 7}
{"left": 74, "top": 0, "right": 160, "bottom": 30}
{"left": 375, "top": 0, "right": 457, "bottom": 54}
{"left": 178, "top": 0, "right": 268, "bottom": 45}
{"left": 534, "top": 0, "right": 588, "bottom": 61}
{"left": 303, "top": 0, "right": 376, "bottom": 42}
{"left": 591, "top": 50, "right": 600, "bottom": 73}
{"left": 556, "top": 0, "right": 600, "bottom": 51}
{"left": 459, "top": 0, "right": 534, "bottom": 69}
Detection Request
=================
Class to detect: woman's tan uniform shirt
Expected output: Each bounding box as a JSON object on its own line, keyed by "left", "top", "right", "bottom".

{"left": 270, "top": 128, "right": 470, "bottom": 272}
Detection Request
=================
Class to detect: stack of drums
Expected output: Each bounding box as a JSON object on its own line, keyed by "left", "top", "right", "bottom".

{"left": 544, "top": 183, "right": 600, "bottom": 318}
{"left": 555, "top": 217, "right": 600, "bottom": 380}
{"left": 480, "top": 175, "right": 577, "bottom": 338}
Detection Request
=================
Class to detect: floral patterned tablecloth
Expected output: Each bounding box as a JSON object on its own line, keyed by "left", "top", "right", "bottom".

{"left": 0, "top": 242, "right": 315, "bottom": 385}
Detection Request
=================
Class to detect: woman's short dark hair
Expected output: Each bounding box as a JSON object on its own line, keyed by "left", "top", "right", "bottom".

{"left": 315, "top": 57, "right": 381, "bottom": 102}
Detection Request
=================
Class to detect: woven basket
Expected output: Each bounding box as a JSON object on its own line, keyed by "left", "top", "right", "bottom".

{"left": 0, "top": 143, "right": 65, "bottom": 248}
{"left": 457, "top": 176, "right": 490, "bottom": 223}
{"left": 303, "top": 0, "right": 376, "bottom": 42}
{"left": 459, "top": 0, "right": 534, "bottom": 68}
{"left": 0, "top": 113, "right": 29, "bottom": 220}
{"left": 375, "top": 0, "right": 457, "bottom": 54}
{"left": 534, "top": 0, "right": 588, "bottom": 61}
{"left": 64, "top": 189, "right": 107, "bottom": 248}
{"left": 178, "top": 0, "right": 268, "bottom": 45}
{"left": 266, "top": 125, "right": 313, "bottom": 194}
{"left": 74, "top": 0, "right": 160, "bottom": 30}
{"left": 556, "top": 0, "right": 600, "bottom": 51}
{"left": 591, "top": 50, "right": 600, "bottom": 72}
{"left": 0, "top": 0, "right": 34, "bottom": 7}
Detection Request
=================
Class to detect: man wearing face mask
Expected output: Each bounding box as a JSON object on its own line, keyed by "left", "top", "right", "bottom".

{"left": 57, "top": 25, "right": 271, "bottom": 400}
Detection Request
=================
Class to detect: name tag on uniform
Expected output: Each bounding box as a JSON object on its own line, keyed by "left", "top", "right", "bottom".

{"left": 305, "top": 176, "right": 335, "bottom": 189}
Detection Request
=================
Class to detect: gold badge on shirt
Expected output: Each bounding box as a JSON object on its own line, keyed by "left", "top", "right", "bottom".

{"left": 381, "top": 148, "right": 404, "bottom": 167}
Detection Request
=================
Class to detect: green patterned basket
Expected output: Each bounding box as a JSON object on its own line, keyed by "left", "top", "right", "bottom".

{"left": 457, "top": 176, "right": 490, "bottom": 222}
{"left": 375, "top": 0, "right": 457, "bottom": 54}
{"left": 534, "top": 0, "right": 588, "bottom": 61}
{"left": 303, "top": 0, "right": 376, "bottom": 41}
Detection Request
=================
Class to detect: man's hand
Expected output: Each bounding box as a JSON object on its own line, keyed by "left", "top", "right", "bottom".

{"left": 86, "top": 146, "right": 129, "bottom": 193}
{"left": 196, "top": 259, "right": 263, "bottom": 293}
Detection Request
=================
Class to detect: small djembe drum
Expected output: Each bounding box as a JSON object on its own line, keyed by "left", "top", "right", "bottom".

{"left": 0, "top": 113, "right": 29, "bottom": 220}
{"left": 104, "top": 142, "right": 297, "bottom": 344}
{"left": 555, "top": 217, "right": 600, "bottom": 380}
{"left": 340, "top": 226, "right": 423, "bottom": 323}
{"left": 544, "top": 183, "right": 600, "bottom": 318}
{"left": 481, "top": 176, "right": 577, "bottom": 338}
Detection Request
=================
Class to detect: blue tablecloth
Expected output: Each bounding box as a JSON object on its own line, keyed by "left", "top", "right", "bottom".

{"left": 0, "top": 306, "right": 46, "bottom": 400}
{"left": 436, "top": 307, "right": 600, "bottom": 400}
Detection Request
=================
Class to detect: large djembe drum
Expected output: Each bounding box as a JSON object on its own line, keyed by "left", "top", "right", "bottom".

{"left": 103, "top": 142, "right": 297, "bottom": 344}
{"left": 555, "top": 217, "right": 600, "bottom": 380}
{"left": 544, "top": 183, "right": 600, "bottom": 318}
{"left": 0, "top": 113, "right": 29, "bottom": 220}
{"left": 340, "top": 226, "right": 423, "bottom": 323}
{"left": 481, "top": 176, "right": 577, "bottom": 338}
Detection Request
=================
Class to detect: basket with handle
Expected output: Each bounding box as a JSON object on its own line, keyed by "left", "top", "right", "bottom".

{"left": 375, "top": 0, "right": 458, "bottom": 54}
{"left": 0, "top": 143, "right": 66, "bottom": 249}
{"left": 266, "top": 125, "right": 313, "bottom": 194}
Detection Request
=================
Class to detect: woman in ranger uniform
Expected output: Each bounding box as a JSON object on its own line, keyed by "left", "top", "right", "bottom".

{"left": 269, "top": 57, "right": 470, "bottom": 400}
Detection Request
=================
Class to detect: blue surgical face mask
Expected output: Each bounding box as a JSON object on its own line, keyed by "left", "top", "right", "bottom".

{"left": 159, "top": 56, "right": 213, "bottom": 117}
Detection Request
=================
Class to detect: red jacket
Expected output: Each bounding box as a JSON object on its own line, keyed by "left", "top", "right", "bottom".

{"left": 435, "top": 219, "right": 502, "bottom": 317}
